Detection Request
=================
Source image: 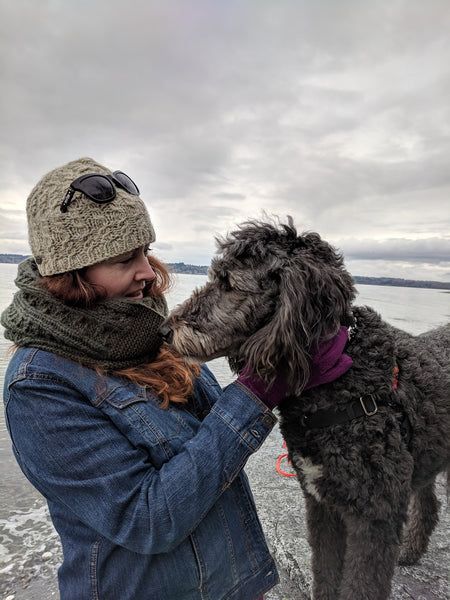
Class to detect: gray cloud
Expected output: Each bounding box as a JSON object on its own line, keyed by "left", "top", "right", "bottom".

{"left": 0, "top": 207, "right": 28, "bottom": 249}
{"left": 1, "top": 0, "right": 449, "bottom": 280}
{"left": 339, "top": 237, "right": 450, "bottom": 263}
{"left": 153, "top": 242, "right": 173, "bottom": 251}
{"left": 213, "top": 193, "right": 246, "bottom": 201}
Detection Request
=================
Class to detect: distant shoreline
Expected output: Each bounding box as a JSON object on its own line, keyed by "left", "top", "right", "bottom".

{"left": 1, "top": 254, "right": 450, "bottom": 290}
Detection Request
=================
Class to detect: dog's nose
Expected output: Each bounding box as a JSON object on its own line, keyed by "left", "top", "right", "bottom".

{"left": 159, "top": 324, "right": 174, "bottom": 344}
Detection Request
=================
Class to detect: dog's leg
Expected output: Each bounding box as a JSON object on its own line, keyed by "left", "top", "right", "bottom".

{"left": 399, "top": 480, "right": 440, "bottom": 565}
{"left": 305, "top": 495, "right": 346, "bottom": 600}
{"left": 338, "top": 515, "right": 401, "bottom": 600}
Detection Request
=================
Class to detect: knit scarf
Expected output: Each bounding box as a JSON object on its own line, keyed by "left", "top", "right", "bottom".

{"left": 1, "top": 258, "right": 168, "bottom": 370}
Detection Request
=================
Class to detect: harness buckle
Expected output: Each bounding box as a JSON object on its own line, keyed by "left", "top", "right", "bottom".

{"left": 359, "top": 395, "right": 378, "bottom": 416}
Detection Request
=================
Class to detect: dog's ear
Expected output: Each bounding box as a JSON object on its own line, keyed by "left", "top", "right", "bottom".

{"left": 240, "top": 254, "right": 354, "bottom": 395}
{"left": 240, "top": 260, "right": 311, "bottom": 395}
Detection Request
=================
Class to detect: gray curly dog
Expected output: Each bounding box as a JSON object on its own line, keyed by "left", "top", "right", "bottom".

{"left": 166, "top": 218, "right": 450, "bottom": 600}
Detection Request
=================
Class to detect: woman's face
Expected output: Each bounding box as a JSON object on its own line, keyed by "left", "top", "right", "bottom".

{"left": 84, "top": 245, "right": 156, "bottom": 300}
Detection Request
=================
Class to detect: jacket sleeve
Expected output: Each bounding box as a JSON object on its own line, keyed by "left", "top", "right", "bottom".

{"left": 191, "top": 364, "right": 226, "bottom": 413}
{"left": 5, "top": 372, "right": 276, "bottom": 555}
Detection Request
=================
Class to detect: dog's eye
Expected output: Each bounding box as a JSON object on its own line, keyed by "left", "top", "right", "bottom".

{"left": 218, "top": 272, "right": 232, "bottom": 291}
{"left": 268, "top": 269, "right": 281, "bottom": 283}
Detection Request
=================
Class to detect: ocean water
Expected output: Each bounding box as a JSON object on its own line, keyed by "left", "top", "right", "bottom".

{"left": 0, "top": 262, "right": 449, "bottom": 596}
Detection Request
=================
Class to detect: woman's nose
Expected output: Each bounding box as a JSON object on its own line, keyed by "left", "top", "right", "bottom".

{"left": 136, "top": 256, "right": 157, "bottom": 283}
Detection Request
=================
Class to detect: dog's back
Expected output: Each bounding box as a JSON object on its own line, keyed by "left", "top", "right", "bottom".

{"left": 394, "top": 322, "right": 450, "bottom": 486}
{"left": 418, "top": 323, "right": 450, "bottom": 367}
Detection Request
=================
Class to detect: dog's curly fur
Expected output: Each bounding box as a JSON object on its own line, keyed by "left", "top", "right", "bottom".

{"left": 167, "top": 218, "right": 450, "bottom": 600}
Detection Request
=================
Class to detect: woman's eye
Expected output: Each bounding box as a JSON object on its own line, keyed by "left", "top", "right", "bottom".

{"left": 120, "top": 256, "right": 134, "bottom": 264}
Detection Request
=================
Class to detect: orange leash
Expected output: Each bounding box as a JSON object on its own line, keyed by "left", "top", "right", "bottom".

{"left": 275, "top": 440, "right": 297, "bottom": 478}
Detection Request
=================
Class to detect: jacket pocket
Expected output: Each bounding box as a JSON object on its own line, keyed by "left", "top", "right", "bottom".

{"left": 99, "top": 384, "right": 192, "bottom": 466}
{"left": 89, "top": 540, "right": 101, "bottom": 600}
{"left": 188, "top": 533, "right": 204, "bottom": 591}
{"left": 4, "top": 390, "right": 22, "bottom": 457}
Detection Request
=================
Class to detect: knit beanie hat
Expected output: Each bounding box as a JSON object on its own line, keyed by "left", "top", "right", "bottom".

{"left": 27, "top": 157, "right": 155, "bottom": 276}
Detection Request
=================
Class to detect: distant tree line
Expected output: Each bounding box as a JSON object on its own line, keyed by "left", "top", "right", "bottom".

{"left": 353, "top": 275, "right": 450, "bottom": 290}
{"left": 167, "top": 262, "right": 208, "bottom": 275}
{"left": 1, "top": 254, "right": 449, "bottom": 290}
{"left": 0, "top": 253, "right": 30, "bottom": 263}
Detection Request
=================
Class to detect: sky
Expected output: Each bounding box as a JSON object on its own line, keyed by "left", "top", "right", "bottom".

{"left": 1, "top": 0, "right": 449, "bottom": 281}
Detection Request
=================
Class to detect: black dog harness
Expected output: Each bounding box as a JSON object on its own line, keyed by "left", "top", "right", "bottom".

{"left": 301, "top": 381, "right": 410, "bottom": 437}
{"left": 300, "top": 392, "right": 381, "bottom": 429}
{"left": 300, "top": 321, "right": 413, "bottom": 447}
{"left": 300, "top": 392, "right": 412, "bottom": 448}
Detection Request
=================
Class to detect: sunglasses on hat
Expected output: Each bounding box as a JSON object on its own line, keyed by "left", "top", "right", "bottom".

{"left": 60, "top": 171, "right": 140, "bottom": 213}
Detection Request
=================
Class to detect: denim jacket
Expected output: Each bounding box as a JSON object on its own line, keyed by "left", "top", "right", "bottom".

{"left": 3, "top": 347, "right": 279, "bottom": 600}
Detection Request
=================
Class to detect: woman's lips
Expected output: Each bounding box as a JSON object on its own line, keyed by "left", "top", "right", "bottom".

{"left": 125, "top": 290, "right": 144, "bottom": 299}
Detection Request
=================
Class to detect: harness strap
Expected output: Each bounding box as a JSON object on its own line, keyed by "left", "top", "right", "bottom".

{"left": 300, "top": 393, "right": 381, "bottom": 429}
{"left": 304, "top": 318, "right": 412, "bottom": 444}
{"left": 300, "top": 361, "right": 412, "bottom": 448}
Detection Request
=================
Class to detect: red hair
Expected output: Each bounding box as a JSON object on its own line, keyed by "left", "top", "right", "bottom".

{"left": 39, "top": 254, "right": 200, "bottom": 409}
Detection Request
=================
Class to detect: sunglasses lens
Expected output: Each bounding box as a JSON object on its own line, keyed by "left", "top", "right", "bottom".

{"left": 77, "top": 175, "right": 115, "bottom": 202}
{"left": 63, "top": 170, "right": 139, "bottom": 213}
{"left": 113, "top": 171, "right": 140, "bottom": 195}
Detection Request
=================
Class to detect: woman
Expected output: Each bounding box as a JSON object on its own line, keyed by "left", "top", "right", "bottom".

{"left": 2, "top": 157, "right": 351, "bottom": 599}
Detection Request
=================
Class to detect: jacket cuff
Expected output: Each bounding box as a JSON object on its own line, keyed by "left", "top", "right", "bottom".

{"left": 212, "top": 381, "right": 277, "bottom": 452}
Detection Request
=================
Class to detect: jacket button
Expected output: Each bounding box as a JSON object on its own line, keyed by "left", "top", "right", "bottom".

{"left": 250, "top": 429, "right": 261, "bottom": 439}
